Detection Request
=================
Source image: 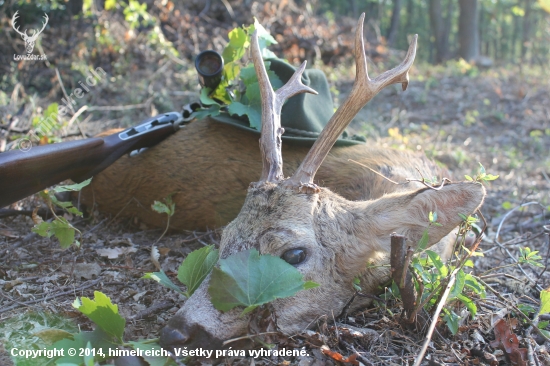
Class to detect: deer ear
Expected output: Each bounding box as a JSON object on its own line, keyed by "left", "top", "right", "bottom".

{"left": 365, "top": 182, "right": 486, "bottom": 248}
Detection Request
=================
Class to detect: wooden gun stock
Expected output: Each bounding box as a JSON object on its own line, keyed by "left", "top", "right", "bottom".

{"left": 0, "top": 112, "right": 183, "bottom": 208}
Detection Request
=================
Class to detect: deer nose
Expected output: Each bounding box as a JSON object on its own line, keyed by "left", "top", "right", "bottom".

{"left": 159, "top": 322, "right": 224, "bottom": 352}
{"left": 159, "top": 325, "right": 189, "bottom": 350}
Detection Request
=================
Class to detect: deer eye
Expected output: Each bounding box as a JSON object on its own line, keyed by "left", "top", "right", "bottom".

{"left": 281, "top": 248, "right": 306, "bottom": 265}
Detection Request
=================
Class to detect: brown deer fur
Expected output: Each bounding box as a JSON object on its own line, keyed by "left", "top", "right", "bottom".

{"left": 81, "top": 118, "right": 444, "bottom": 231}
{"left": 157, "top": 17, "right": 486, "bottom": 352}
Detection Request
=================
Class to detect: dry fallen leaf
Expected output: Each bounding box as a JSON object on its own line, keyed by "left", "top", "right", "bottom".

{"left": 96, "top": 246, "right": 137, "bottom": 259}
{"left": 490, "top": 319, "right": 528, "bottom": 366}
{"left": 0, "top": 229, "right": 18, "bottom": 238}
{"left": 320, "top": 345, "right": 359, "bottom": 365}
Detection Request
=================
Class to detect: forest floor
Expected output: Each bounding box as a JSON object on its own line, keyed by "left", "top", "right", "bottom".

{"left": 1, "top": 4, "right": 550, "bottom": 366}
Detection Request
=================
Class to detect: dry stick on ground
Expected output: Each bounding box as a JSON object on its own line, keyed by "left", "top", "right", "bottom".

{"left": 0, "top": 279, "right": 102, "bottom": 314}
{"left": 413, "top": 267, "right": 459, "bottom": 366}
{"left": 390, "top": 233, "right": 416, "bottom": 320}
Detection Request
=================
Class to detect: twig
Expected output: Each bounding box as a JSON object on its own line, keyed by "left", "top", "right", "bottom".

{"left": 55, "top": 68, "right": 86, "bottom": 139}
{"left": 348, "top": 159, "right": 401, "bottom": 185}
{"left": 222, "top": 332, "right": 280, "bottom": 346}
{"left": 413, "top": 268, "right": 459, "bottom": 366}
{"left": 0, "top": 279, "right": 101, "bottom": 314}
{"left": 131, "top": 301, "right": 174, "bottom": 320}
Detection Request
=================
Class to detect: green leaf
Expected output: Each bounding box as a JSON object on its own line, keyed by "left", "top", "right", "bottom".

{"left": 443, "top": 309, "right": 460, "bottom": 335}
{"left": 151, "top": 194, "right": 175, "bottom": 217}
{"left": 191, "top": 104, "right": 221, "bottom": 120}
{"left": 464, "top": 274, "right": 485, "bottom": 297}
{"left": 449, "top": 269, "right": 466, "bottom": 299}
{"left": 73, "top": 291, "right": 126, "bottom": 343}
{"left": 465, "top": 175, "right": 473, "bottom": 181}
{"left": 517, "top": 303, "right": 537, "bottom": 315}
{"left": 49, "top": 194, "right": 83, "bottom": 216}
{"left": 417, "top": 228, "right": 429, "bottom": 251}
{"left": 540, "top": 288, "right": 550, "bottom": 315}
{"left": 105, "top": 0, "right": 116, "bottom": 10}
{"left": 142, "top": 270, "right": 184, "bottom": 295}
{"left": 426, "top": 250, "right": 448, "bottom": 277}
{"left": 32, "top": 222, "right": 53, "bottom": 238}
{"left": 252, "top": 18, "right": 278, "bottom": 48}
{"left": 200, "top": 88, "right": 221, "bottom": 106}
{"left": 50, "top": 217, "right": 76, "bottom": 249}
{"left": 224, "top": 62, "right": 240, "bottom": 83}
{"left": 53, "top": 178, "right": 92, "bottom": 193}
{"left": 352, "top": 277, "right": 362, "bottom": 291}
{"left": 177, "top": 245, "right": 219, "bottom": 297}
{"left": 51, "top": 327, "right": 115, "bottom": 364}
{"left": 228, "top": 102, "right": 262, "bottom": 130}
{"left": 457, "top": 293, "right": 478, "bottom": 317}
{"left": 208, "top": 249, "right": 319, "bottom": 313}
{"left": 228, "top": 27, "right": 249, "bottom": 49}
{"left": 538, "top": 321, "right": 549, "bottom": 329}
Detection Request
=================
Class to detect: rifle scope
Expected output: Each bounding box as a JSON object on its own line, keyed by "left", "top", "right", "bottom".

{"left": 195, "top": 50, "right": 224, "bottom": 89}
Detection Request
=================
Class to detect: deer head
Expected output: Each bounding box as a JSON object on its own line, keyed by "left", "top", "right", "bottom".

{"left": 160, "top": 14, "right": 485, "bottom": 351}
{"left": 12, "top": 11, "right": 49, "bottom": 54}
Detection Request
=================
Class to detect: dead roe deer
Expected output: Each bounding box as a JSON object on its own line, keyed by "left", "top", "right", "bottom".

{"left": 158, "top": 15, "right": 486, "bottom": 351}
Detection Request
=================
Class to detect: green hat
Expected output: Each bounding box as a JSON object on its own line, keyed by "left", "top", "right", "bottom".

{"left": 211, "top": 59, "right": 366, "bottom": 147}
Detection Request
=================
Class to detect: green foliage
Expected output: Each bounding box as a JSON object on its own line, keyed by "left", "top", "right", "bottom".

{"left": 72, "top": 291, "right": 126, "bottom": 343}
{"left": 31, "top": 178, "right": 92, "bottom": 249}
{"left": 143, "top": 245, "right": 219, "bottom": 298}
{"left": 145, "top": 246, "right": 319, "bottom": 316}
{"left": 6, "top": 293, "right": 173, "bottom": 365}
{"left": 151, "top": 193, "right": 176, "bottom": 243}
{"left": 32, "top": 103, "right": 63, "bottom": 144}
{"left": 540, "top": 288, "right": 550, "bottom": 315}
{"left": 192, "top": 20, "right": 283, "bottom": 129}
{"left": 518, "top": 247, "right": 544, "bottom": 267}
{"left": 142, "top": 270, "right": 186, "bottom": 295}
{"left": 208, "top": 249, "right": 318, "bottom": 315}
{"left": 177, "top": 245, "right": 219, "bottom": 298}
{"left": 465, "top": 163, "right": 499, "bottom": 184}
{"left": 3, "top": 312, "right": 78, "bottom": 366}
{"left": 406, "top": 213, "right": 486, "bottom": 335}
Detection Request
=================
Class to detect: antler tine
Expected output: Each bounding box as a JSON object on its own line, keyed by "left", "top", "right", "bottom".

{"left": 250, "top": 30, "right": 318, "bottom": 185}
{"left": 38, "top": 14, "right": 49, "bottom": 34}
{"left": 285, "top": 13, "right": 417, "bottom": 191}
{"left": 12, "top": 11, "right": 25, "bottom": 36}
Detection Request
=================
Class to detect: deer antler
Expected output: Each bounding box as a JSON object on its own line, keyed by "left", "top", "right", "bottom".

{"left": 284, "top": 13, "right": 417, "bottom": 191}
{"left": 250, "top": 30, "right": 318, "bottom": 185}
{"left": 11, "top": 11, "right": 26, "bottom": 38}
{"left": 32, "top": 13, "right": 49, "bottom": 39}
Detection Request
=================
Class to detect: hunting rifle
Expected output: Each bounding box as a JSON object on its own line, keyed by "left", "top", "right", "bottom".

{"left": 0, "top": 112, "right": 184, "bottom": 208}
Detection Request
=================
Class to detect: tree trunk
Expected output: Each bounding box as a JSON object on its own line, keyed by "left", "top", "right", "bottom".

{"left": 387, "top": 0, "right": 403, "bottom": 46}
{"left": 429, "top": 0, "right": 449, "bottom": 63}
{"left": 458, "top": 0, "right": 479, "bottom": 61}
{"left": 522, "top": 0, "right": 532, "bottom": 61}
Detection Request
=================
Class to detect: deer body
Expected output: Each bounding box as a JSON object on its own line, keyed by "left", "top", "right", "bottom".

{"left": 81, "top": 117, "right": 440, "bottom": 230}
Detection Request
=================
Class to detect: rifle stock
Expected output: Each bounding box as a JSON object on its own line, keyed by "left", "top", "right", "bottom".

{"left": 0, "top": 112, "right": 183, "bottom": 208}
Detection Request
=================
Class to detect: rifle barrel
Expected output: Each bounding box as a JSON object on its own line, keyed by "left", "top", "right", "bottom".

{"left": 0, "top": 113, "right": 181, "bottom": 208}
